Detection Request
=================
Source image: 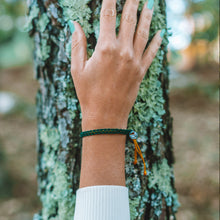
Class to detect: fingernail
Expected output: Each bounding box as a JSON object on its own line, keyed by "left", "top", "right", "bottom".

{"left": 160, "top": 29, "right": 166, "bottom": 38}
{"left": 147, "top": 0, "right": 154, "bottom": 10}
{"left": 68, "top": 20, "right": 75, "bottom": 34}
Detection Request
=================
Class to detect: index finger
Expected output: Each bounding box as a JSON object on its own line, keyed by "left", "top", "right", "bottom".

{"left": 99, "top": 0, "right": 117, "bottom": 41}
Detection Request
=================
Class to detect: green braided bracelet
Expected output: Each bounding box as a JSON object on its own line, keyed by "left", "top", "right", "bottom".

{"left": 80, "top": 128, "right": 140, "bottom": 141}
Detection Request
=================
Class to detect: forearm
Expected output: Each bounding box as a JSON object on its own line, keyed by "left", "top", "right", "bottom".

{"left": 79, "top": 117, "right": 128, "bottom": 188}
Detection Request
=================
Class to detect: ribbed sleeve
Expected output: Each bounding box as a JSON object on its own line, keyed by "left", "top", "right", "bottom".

{"left": 73, "top": 185, "right": 130, "bottom": 220}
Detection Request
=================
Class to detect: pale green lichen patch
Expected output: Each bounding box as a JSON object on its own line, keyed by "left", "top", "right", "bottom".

{"left": 59, "top": 0, "right": 96, "bottom": 59}
{"left": 58, "top": 118, "right": 70, "bottom": 149}
{"left": 65, "top": 38, "right": 72, "bottom": 59}
{"left": 53, "top": 162, "right": 76, "bottom": 219}
{"left": 128, "top": 53, "right": 166, "bottom": 151}
{"left": 36, "top": 38, "right": 51, "bottom": 61}
{"left": 33, "top": 213, "right": 42, "bottom": 220}
{"left": 38, "top": 13, "right": 50, "bottom": 32}
{"left": 40, "top": 161, "right": 76, "bottom": 220}
{"left": 54, "top": 74, "right": 79, "bottom": 121}
{"left": 59, "top": 0, "right": 92, "bottom": 37}
{"left": 128, "top": 183, "right": 150, "bottom": 219}
{"left": 40, "top": 125, "right": 60, "bottom": 149}
{"left": 40, "top": 125, "right": 60, "bottom": 170}
{"left": 139, "top": 190, "right": 150, "bottom": 218}
{"left": 129, "top": 196, "right": 141, "bottom": 220}
{"left": 24, "top": 4, "right": 39, "bottom": 32}
{"left": 150, "top": 192, "right": 163, "bottom": 217}
{"left": 39, "top": 125, "right": 76, "bottom": 219}
{"left": 171, "top": 193, "right": 181, "bottom": 212}
{"left": 148, "top": 158, "right": 180, "bottom": 215}
{"left": 148, "top": 158, "right": 173, "bottom": 195}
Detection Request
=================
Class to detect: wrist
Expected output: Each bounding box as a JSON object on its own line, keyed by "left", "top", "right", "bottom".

{"left": 81, "top": 113, "right": 128, "bottom": 131}
{"left": 80, "top": 126, "right": 127, "bottom": 188}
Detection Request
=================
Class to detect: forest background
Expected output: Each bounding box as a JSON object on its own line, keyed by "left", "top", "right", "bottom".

{"left": 0, "top": 0, "right": 219, "bottom": 219}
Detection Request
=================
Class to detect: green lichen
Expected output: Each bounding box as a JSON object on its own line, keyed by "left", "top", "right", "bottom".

{"left": 40, "top": 162, "right": 76, "bottom": 220}
{"left": 148, "top": 158, "right": 173, "bottom": 196}
{"left": 24, "top": 4, "right": 39, "bottom": 32}
{"left": 59, "top": 0, "right": 94, "bottom": 59}
{"left": 138, "top": 190, "right": 150, "bottom": 219}
{"left": 36, "top": 38, "right": 51, "bottom": 61}
{"left": 39, "top": 126, "right": 76, "bottom": 220}
{"left": 171, "top": 193, "right": 181, "bottom": 213}
{"left": 128, "top": 0, "right": 167, "bottom": 150}
{"left": 59, "top": 0, "right": 92, "bottom": 37}
{"left": 40, "top": 125, "right": 60, "bottom": 149}
{"left": 93, "top": 19, "right": 100, "bottom": 41}
{"left": 55, "top": 74, "right": 79, "bottom": 121}
{"left": 150, "top": 192, "right": 163, "bottom": 217}
{"left": 53, "top": 162, "right": 76, "bottom": 219}
{"left": 38, "top": 13, "right": 50, "bottom": 32}
{"left": 65, "top": 39, "right": 72, "bottom": 59}
{"left": 33, "top": 213, "right": 42, "bottom": 220}
{"left": 129, "top": 196, "right": 141, "bottom": 220}
{"left": 58, "top": 118, "right": 70, "bottom": 148}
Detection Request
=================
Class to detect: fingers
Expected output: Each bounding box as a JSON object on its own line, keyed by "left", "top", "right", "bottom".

{"left": 69, "top": 21, "right": 87, "bottom": 79}
{"left": 99, "top": 0, "right": 117, "bottom": 41}
{"left": 133, "top": 1, "right": 154, "bottom": 58}
{"left": 141, "top": 30, "right": 165, "bottom": 74}
{"left": 118, "top": 0, "right": 140, "bottom": 48}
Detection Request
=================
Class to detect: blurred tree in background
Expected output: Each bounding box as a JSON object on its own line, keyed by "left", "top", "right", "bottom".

{"left": 185, "top": 0, "right": 219, "bottom": 65}
{"left": 166, "top": 0, "right": 219, "bottom": 69}
{"left": 0, "top": 0, "right": 32, "bottom": 68}
{"left": 187, "top": 0, "right": 218, "bottom": 43}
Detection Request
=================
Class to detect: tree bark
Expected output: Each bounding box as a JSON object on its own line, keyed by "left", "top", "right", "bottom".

{"left": 27, "top": 0, "right": 180, "bottom": 219}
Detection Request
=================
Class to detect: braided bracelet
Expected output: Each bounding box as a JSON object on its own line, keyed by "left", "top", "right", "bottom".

{"left": 80, "top": 128, "right": 147, "bottom": 176}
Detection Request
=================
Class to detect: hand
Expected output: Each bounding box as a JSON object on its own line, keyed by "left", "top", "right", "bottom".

{"left": 69, "top": 0, "right": 165, "bottom": 131}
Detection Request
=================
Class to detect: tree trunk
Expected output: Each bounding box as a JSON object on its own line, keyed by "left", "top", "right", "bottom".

{"left": 27, "top": 0, "right": 180, "bottom": 219}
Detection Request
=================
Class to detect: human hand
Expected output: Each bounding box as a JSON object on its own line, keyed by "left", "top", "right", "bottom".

{"left": 68, "top": 0, "right": 165, "bottom": 131}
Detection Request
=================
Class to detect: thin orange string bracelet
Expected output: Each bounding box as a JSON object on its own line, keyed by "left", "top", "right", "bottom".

{"left": 129, "top": 130, "right": 147, "bottom": 176}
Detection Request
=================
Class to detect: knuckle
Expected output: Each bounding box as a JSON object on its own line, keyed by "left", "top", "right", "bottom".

{"left": 100, "top": 43, "right": 116, "bottom": 54}
{"left": 101, "top": 8, "right": 116, "bottom": 17}
{"left": 119, "top": 49, "right": 134, "bottom": 61}
{"left": 133, "top": 59, "right": 141, "bottom": 70}
{"left": 144, "top": 13, "right": 152, "bottom": 20}
{"left": 122, "top": 13, "right": 136, "bottom": 24}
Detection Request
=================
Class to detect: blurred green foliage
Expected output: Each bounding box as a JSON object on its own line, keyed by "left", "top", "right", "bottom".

{"left": 0, "top": 0, "right": 32, "bottom": 68}
{"left": 186, "top": 0, "right": 219, "bottom": 42}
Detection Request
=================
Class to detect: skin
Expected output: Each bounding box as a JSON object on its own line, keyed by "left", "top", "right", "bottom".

{"left": 70, "top": 0, "right": 163, "bottom": 188}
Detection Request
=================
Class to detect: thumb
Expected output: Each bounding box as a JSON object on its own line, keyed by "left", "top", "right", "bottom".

{"left": 68, "top": 20, "right": 87, "bottom": 77}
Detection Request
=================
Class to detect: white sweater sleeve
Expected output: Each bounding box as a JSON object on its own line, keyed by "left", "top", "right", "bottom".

{"left": 73, "top": 185, "right": 130, "bottom": 220}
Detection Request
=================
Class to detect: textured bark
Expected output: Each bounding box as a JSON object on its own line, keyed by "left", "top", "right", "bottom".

{"left": 27, "top": 0, "right": 180, "bottom": 219}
